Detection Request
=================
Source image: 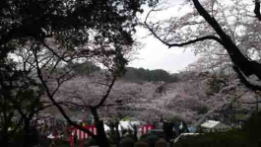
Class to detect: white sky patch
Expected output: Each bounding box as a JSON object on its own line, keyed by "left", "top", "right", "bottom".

{"left": 129, "top": 0, "right": 198, "bottom": 73}
{"left": 129, "top": 26, "right": 197, "bottom": 73}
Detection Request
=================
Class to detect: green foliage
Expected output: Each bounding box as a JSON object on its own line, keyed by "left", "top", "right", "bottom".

{"left": 206, "top": 75, "right": 228, "bottom": 95}
{"left": 243, "top": 112, "right": 261, "bottom": 141}
{"left": 120, "top": 137, "right": 135, "bottom": 147}
{"left": 107, "top": 120, "right": 120, "bottom": 145}
{"left": 69, "top": 61, "right": 101, "bottom": 75}
{"left": 9, "top": 126, "right": 39, "bottom": 147}
{"left": 197, "top": 105, "right": 209, "bottom": 115}
{"left": 1, "top": 0, "right": 151, "bottom": 44}
{"left": 155, "top": 138, "right": 168, "bottom": 147}
{"left": 85, "top": 138, "right": 98, "bottom": 146}
{"left": 70, "top": 64, "right": 179, "bottom": 82}
{"left": 134, "top": 141, "right": 149, "bottom": 147}
{"left": 140, "top": 134, "right": 161, "bottom": 147}
{"left": 173, "top": 113, "right": 261, "bottom": 147}
{"left": 0, "top": 60, "right": 43, "bottom": 146}
{"left": 0, "top": 0, "right": 160, "bottom": 146}
{"left": 0, "top": 0, "right": 158, "bottom": 80}
{"left": 174, "top": 130, "right": 249, "bottom": 147}
{"left": 123, "top": 67, "right": 178, "bottom": 82}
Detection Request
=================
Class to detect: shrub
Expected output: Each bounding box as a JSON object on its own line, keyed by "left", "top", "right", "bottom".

{"left": 243, "top": 112, "right": 261, "bottom": 141}
{"left": 120, "top": 137, "right": 135, "bottom": 147}
{"left": 173, "top": 130, "right": 249, "bottom": 147}
{"left": 155, "top": 138, "right": 168, "bottom": 147}
{"left": 134, "top": 141, "right": 149, "bottom": 147}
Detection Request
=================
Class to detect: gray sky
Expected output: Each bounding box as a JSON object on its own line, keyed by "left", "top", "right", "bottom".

{"left": 129, "top": 0, "right": 198, "bottom": 73}
{"left": 129, "top": 28, "right": 197, "bottom": 73}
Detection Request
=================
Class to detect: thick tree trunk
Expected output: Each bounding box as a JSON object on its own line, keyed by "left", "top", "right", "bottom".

{"left": 0, "top": 130, "right": 9, "bottom": 147}
{"left": 95, "top": 120, "right": 109, "bottom": 147}
{"left": 22, "top": 117, "right": 39, "bottom": 147}
{"left": 90, "top": 107, "right": 110, "bottom": 147}
{"left": 192, "top": 0, "right": 261, "bottom": 90}
{"left": 23, "top": 119, "right": 32, "bottom": 147}
{"left": 162, "top": 122, "right": 175, "bottom": 142}
{"left": 23, "top": 119, "right": 30, "bottom": 147}
{"left": 0, "top": 121, "right": 11, "bottom": 146}
{"left": 115, "top": 122, "right": 121, "bottom": 145}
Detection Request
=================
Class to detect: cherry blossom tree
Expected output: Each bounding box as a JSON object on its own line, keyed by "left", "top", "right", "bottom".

{"left": 0, "top": 1, "right": 160, "bottom": 146}
{"left": 129, "top": 71, "right": 258, "bottom": 126}
{"left": 144, "top": 0, "right": 261, "bottom": 90}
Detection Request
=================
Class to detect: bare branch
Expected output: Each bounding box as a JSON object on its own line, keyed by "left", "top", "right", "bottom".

{"left": 32, "top": 44, "right": 96, "bottom": 138}
{"left": 93, "top": 81, "right": 110, "bottom": 87}
{"left": 42, "top": 42, "right": 72, "bottom": 63}
{"left": 94, "top": 76, "right": 117, "bottom": 109}
{"left": 254, "top": 0, "right": 261, "bottom": 21}
{"left": 241, "top": 101, "right": 261, "bottom": 104}
{"left": 194, "top": 92, "right": 244, "bottom": 127}
{"left": 234, "top": 66, "right": 261, "bottom": 90}
{"left": 50, "top": 70, "right": 74, "bottom": 97}
{"left": 191, "top": 0, "right": 261, "bottom": 90}
{"left": 144, "top": 9, "right": 224, "bottom": 48}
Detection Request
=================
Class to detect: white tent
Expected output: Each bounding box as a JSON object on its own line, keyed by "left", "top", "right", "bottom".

{"left": 200, "top": 120, "right": 230, "bottom": 132}
{"left": 118, "top": 120, "right": 142, "bottom": 131}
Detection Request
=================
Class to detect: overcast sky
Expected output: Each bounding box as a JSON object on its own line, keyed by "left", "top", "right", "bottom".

{"left": 129, "top": 0, "right": 198, "bottom": 73}
{"left": 129, "top": 28, "right": 197, "bottom": 73}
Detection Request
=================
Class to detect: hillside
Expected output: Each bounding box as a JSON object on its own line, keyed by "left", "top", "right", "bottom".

{"left": 42, "top": 68, "right": 258, "bottom": 126}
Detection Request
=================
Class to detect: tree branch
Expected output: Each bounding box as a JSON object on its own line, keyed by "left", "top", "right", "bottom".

{"left": 233, "top": 66, "right": 261, "bottom": 90}
{"left": 192, "top": 0, "right": 261, "bottom": 90}
{"left": 254, "top": 0, "right": 261, "bottom": 21}
{"left": 144, "top": 8, "right": 224, "bottom": 48}
{"left": 94, "top": 76, "right": 117, "bottom": 109}
{"left": 32, "top": 44, "right": 96, "bottom": 138}
{"left": 42, "top": 42, "right": 71, "bottom": 63}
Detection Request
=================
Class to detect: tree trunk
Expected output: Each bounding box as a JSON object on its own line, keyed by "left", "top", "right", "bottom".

{"left": 23, "top": 119, "right": 31, "bottom": 147}
{"left": 95, "top": 120, "right": 109, "bottom": 147}
{"left": 0, "top": 130, "right": 9, "bottom": 147}
{"left": 0, "top": 119, "right": 10, "bottom": 147}
{"left": 162, "top": 122, "right": 175, "bottom": 142}
{"left": 192, "top": 0, "right": 261, "bottom": 88}
{"left": 90, "top": 107, "right": 110, "bottom": 147}
{"left": 23, "top": 117, "right": 39, "bottom": 147}
{"left": 115, "top": 122, "right": 121, "bottom": 146}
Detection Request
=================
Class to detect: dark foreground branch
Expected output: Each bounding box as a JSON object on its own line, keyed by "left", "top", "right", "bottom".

{"left": 32, "top": 46, "right": 96, "bottom": 138}
{"left": 144, "top": 9, "right": 223, "bottom": 47}
{"left": 254, "top": 0, "right": 261, "bottom": 21}
{"left": 192, "top": 0, "right": 261, "bottom": 91}
{"left": 94, "top": 76, "right": 117, "bottom": 109}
